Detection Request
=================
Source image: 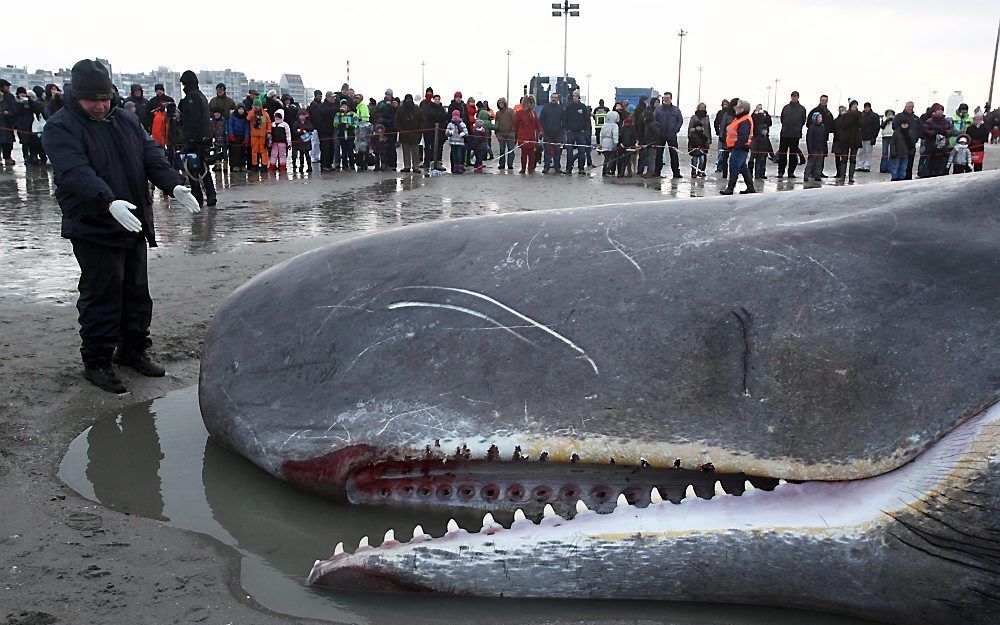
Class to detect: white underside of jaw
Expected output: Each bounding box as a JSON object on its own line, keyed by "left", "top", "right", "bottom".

{"left": 310, "top": 401, "right": 998, "bottom": 580}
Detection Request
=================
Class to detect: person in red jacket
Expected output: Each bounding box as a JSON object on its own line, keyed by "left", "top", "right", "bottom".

{"left": 514, "top": 95, "right": 543, "bottom": 174}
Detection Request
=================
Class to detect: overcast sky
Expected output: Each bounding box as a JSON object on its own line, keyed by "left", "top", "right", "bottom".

{"left": 5, "top": 0, "right": 998, "bottom": 113}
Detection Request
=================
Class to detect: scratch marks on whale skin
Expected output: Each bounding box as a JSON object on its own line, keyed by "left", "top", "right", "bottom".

{"left": 525, "top": 232, "right": 543, "bottom": 270}
{"left": 344, "top": 335, "right": 401, "bottom": 373}
{"left": 731, "top": 307, "right": 753, "bottom": 398}
{"left": 387, "top": 302, "right": 538, "bottom": 347}
{"left": 783, "top": 244, "right": 843, "bottom": 285}
{"left": 393, "top": 286, "right": 599, "bottom": 375}
{"left": 605, "top": 228, "right": 644, "bottom": 278}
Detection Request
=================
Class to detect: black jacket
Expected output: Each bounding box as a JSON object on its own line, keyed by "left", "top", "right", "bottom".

{"left": 179, "top": 85, "right": 211, "bottom": 146}
{"left": 779, "top": 101, "right": 807, "bottom": 138}
{"left": 147, "top": 94, "right": 174, "bottom": 120}
{"left": 562, "top": 101, "right": 589, "bottom": 132}
{"left": 807, "top": 105, "right": 835, "bottom": 134}
{"left": 312, "top": 100, "right": 337, "bottom": 138}
{"left": 0, "top": 91, "right": 17, "bottom": 143}
{"left": 860, "top": 111, "right": 880, "bottom": 142}
{"left": 126, "top": 94, "right": 151, "bottom": 130}
{"left": 42, "top": 92, "right": 183, "bottom": 248}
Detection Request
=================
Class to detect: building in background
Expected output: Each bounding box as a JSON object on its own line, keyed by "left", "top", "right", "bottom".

{"left": 199, "top": 69, "right": 250, "bottom": 98}
{"left": 279, "top": 74, "right": 306, "bottom": 104}
{"left": 1, "top": 62, "right": 309, "bottom": 103}
{"left": 945, "top": 90, "right": 965, "bottom": 113}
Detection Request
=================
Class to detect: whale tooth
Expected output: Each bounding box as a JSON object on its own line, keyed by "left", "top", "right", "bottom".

{"left": 383, "top": 529, "right": 395, "bottom": 543}
{"left": 616, "top": 493, "right": 629, "bottom": 508}
{"left": 744, "top": 480, "right": 756, "bottom": 492}
{"left": 412, "top": 525, "right": 425, "bottom": 539}
{"left": 714, "top": 481, "right": 727, "bottom": 496}
{"left": 513, "top": 509, "right": 527, "bottom": 522}
{"left": 447, "top": 519, "right": 460, "bottom": 532}
{"left": 650, "top": 488, "right": 664, "bottom": 504}
{"left": 359, "top": 535, "right": 369, "bottom": 548}
{"left": 576, "top": 499, "right": 590, "bottom": 514}
{"left": 685, "top": 484, "right": 697, "bottom": 499}
{"left": 543, "top": 504, "right": 556, "bottom": 518}
{"left": 778, "top": 479, "right": 788, "bottom": 486}
{"left": 482, "top": 512, "right": 497, "bottom": 529}
{"left": 333, "top": 542, "right": 344, "bottom": 556}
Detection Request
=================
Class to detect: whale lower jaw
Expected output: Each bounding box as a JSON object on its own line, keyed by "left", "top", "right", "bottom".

{"left": 308, "top": 399, "right": 999, "bottom": 593}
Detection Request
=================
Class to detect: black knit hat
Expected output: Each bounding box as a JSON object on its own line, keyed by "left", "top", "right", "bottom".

{"left": 0, "top": 79, "right": 10, "bottom": 89}
{"left": 180, "top": 70, "right": 198, "bottom": 87}
{"left": 71, "top": 59, "right": 114, "bottom": 100}
{"left": 154, "top": 83, "right": 165, "bottom": 91}
{"left": 16, "top": 87, "right": 27, "bottom": 95}
{"left": 216, "top": 82, "right": 226, "bottom": 90}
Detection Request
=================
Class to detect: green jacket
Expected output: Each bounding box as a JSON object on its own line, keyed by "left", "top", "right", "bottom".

{"left": 356, "top": 102, "right": 370, "bottom": 123}
{"left": 476, "top": 109, "right": 494, "bottom": 133}
{"left": 949, "top": 112, "right": 972, "bottom": 146}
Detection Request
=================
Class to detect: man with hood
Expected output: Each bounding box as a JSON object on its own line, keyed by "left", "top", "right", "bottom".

{"left": 0, "top": 79, "right": 16, "bottom": 164}
{"left": 494, "top": 97, "right": 517, "bottom": 170}
{"left": 178, "top": 70, "right": 216, "bottom": 207}
{"left": 209, "top": 83, "right": 236, "bottom": 119}
{"left": 395, "top": 94, "right": 424, "bottom": 172}
{"left": 420, "top": 90, "right": 448, "bottom": 171}
{"left": 42, "top": 59, "right": 201, "bottom": 393}
{"left": 125, "top": 85, "right": 151, "bottom": 131}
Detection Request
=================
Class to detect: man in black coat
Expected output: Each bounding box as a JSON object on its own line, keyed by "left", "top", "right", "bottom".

{"left": 126, "top": 84, "right": 151, "bottom": 131}
{"left": 807, "top": 95, "right": 835, "bottom": 177}
{"left": 178, "top": 70, "right": 217, "bottom": 207}
{"left": 891, "top": 101, "right": 922, "bottom": 180}
{"left": 858, "top": 102, "right": 881, "bottom": 172}
{"left": 313, "top": 91, "right": 338, "bottom": 171}
{"left": 777, "top": 91, "right": 806, "bottom": 177}
{"left": 42, "top": 59, "right": 201, "bottom": 393}
{"left": 0, "top": 79, "right": 16, "bottom": 164}
{"left": 146, "top": 83, "right": 174, "bottom": 124}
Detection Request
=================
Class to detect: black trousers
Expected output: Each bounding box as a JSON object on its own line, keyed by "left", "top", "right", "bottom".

{"left": 319, "top": 135, "right": 335, "bottom": 168}
{"left": 665, "top": 137, "right": 680, "bottom": 175}
{"left": 776, "top": 136, "right": 802, "bottom": 174}
{"left": 71, "top": 238, "right": 153, "bottom": 367}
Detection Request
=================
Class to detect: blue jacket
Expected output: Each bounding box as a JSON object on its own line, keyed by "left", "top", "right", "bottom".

{"left": 227, "top": 113, "right": 251, "bottom": 142}
{"left": 539, "top": 102, "right": 564, "bottom": 136}
{"left": 653, "top": 104, "right": 684, "bottom": 140}
{"left": 42, "top": 92, "right": 182, "bottom": 248}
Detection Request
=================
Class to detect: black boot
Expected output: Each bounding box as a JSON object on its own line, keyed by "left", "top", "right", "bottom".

{"left": 719, "top": 176, "right": 738, "bottom": 195}
{"left": 114, "top": 349, "right": 166, "bottom": 377}
{"left": 740, "top": 170, "right": 756, "bottom": 193}
{"left": 84, "top": 365, "right": 127, "bottom": 394}
{"left": 848, "top": 162, "right": 856, "bottom": 183}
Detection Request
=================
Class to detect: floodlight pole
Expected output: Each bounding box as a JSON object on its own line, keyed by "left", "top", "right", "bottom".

{"left": 552, "top": 1, "right": 580, "bottom": 100}
{"left": 677, "top": 29, "right": 687, "bottom": 106}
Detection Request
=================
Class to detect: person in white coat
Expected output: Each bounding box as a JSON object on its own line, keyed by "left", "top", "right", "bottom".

{"left": 599, "top": 110, "right": 620, "bottom": 176}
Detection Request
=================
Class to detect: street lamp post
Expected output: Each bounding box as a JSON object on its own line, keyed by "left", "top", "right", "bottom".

{"left": 585, "top": 73, "right": 592, "bottom": 103}
{"left": 677, "top": 29, "right": 687, "bottom": 106}
{"left": 505, "top": 50, "right": 512, "bottom": 105}
{"left": 988, "top": 18, "right": 999, "bottom": 111}
{"left": 552, "top": 2, "right": 580, "bottom": 99}
{"left": 420, "top": 61, "right": 426, "bottom": 95}
{"left": 696, "top": 65, "right": 703, "bottom": 103}
{"left": 773, "top": 78, "right": 779, "bottom": 113}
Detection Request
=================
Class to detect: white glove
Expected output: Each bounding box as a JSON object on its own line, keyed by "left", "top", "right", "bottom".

{"left": 109, "top": 200, "right": 142, "bottom": 232}
{"left": 172, "top": 185, "right": 201, "bottom": 214}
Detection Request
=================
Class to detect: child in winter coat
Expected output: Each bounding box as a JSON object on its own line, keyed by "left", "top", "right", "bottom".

{"left": 268, "top": 110, "right": 291, "bottom": 171}
{"left": 291, "top": 113, "right": 314, "bottom": 173}
{"left": 467, "top": 119, "right": 490, "bottom": 172}
{"left": 333, "top": 100, "right": 359, "bottom": 171}
{"left": 687, "top": 119, "right": 709, "bottom": 178}
{"left": 750, "top": 123, "right": 774, "bottom": 179}
{"left": 372, "top": 123, "right": 389, "bottom": 171}
{"left": 248, "top": 101, "right": 271, "bottom": 170}
{"left": 210, "top": 110, "right": 228, "bottom": 171}
{"left": 446, "top": 110, "right": 468, "bottom": 174}
{"left": 888, "top": 119, "right": 915, "bottom": 181}
{"left": 618, "top": 116, "right": 637, "bottom": 177}
{"left": 947, "top": 134, "right": 973, "bottom": 174}
{"left": 227, "top": 104, "right": 251, "bottom": 172}
{"left": 599, "top": 110, "right": 620, "bottom": 176}
{"left": 355, "top": 121, "right": 373, "bottom": 171}
{"left": 805, "top": 112, "right": 828, "bottom": 182}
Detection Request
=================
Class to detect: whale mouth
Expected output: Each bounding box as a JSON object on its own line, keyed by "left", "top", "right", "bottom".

{"left": 307, "top": 400, "right": 999, "bottom": 593}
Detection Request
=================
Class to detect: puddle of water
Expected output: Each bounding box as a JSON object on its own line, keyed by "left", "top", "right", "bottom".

{"left": 59, "top": 386, "right": 879, "bottom": 625}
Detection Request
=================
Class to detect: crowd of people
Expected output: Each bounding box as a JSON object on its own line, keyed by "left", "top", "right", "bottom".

{"left": 3, "top": 73, "right": 1000, "bottom": 202}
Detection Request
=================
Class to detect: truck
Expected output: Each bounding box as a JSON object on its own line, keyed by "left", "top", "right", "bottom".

{"left": 615, "top": 87, "right": 660, "bottom": 111}
{"left": 525, "top": 74, "right": 581, "bottom": 116}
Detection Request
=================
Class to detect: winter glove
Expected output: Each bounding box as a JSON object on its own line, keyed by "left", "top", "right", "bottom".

{"left": 109, "top": 200, "right": 142, "bottom": 232}
{"left": 229, "top": 134, "right": 236, "bottom": 142}
{"left": 172, "top": 185, "right": 201, "bottom": 214}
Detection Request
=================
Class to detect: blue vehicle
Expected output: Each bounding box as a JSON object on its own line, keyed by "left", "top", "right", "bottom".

{"left": 528, "top": 74, "right": 580, "bottom": 117}
{"left": 615, "top": 87, "right": 660, "bottom": 111}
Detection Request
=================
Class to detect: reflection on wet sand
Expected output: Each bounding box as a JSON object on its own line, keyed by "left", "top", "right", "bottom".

{"left": 59, "top": 386, "right": 879, "bottom": 625}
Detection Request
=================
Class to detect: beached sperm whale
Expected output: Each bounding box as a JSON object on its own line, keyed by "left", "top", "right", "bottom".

{"left": 200, "top": 172, "right": 1000, "bottom": 624}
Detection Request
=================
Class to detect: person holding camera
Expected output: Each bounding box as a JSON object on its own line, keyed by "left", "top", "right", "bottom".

{"left": 178, "top": 70, "right": 217, "bottom": 207}
{"left": 42, "top": 59, "right": 201, "bottom": 393}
